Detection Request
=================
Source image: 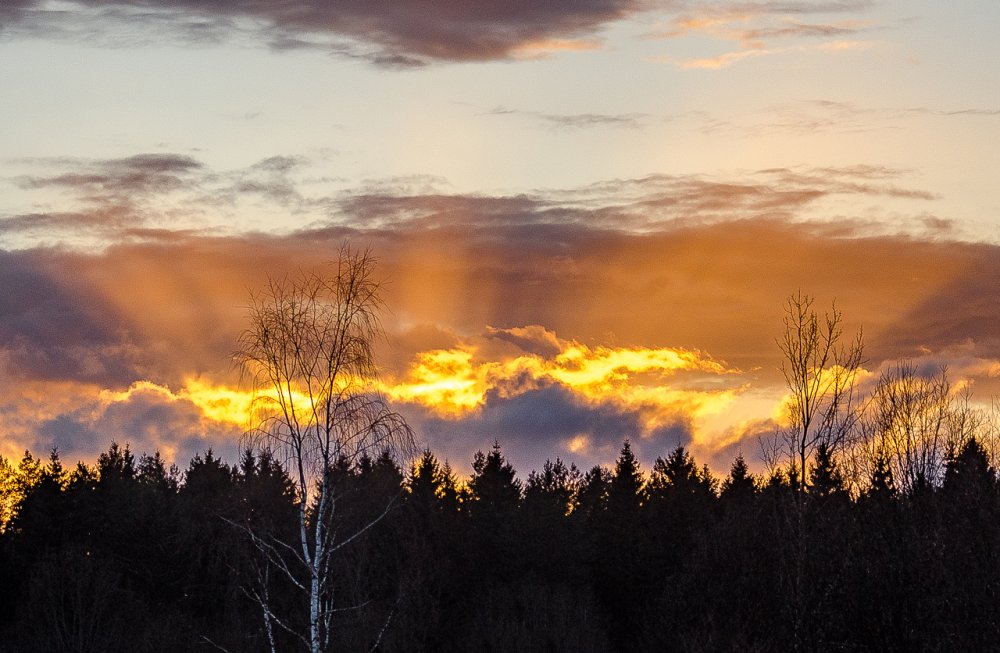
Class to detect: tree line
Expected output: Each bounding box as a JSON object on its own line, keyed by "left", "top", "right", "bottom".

{"left": 1, "top": 427, "right": 999, "bottom": 652}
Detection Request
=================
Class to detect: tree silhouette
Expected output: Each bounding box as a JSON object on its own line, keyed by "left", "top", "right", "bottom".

{"left": 775, "top": 291, "right": 864, "bottom": 493}
{"left": 235, "top": 246, "right": 415, "bottom": 653}
{"left": 597, "top": 441, "right": 648, "bottom": 651}
{"left": 607, "top": 440, "right": 644, "bottom": 517}
{"left": 469, "top": 441, "right": 522, "bottom": 516}
{"left": 720, "top": 453, "right": 757, "bottom": 505}
{"left": 808, "top": 442, "right": 848, "bottom": 503}
{"left": 467, "top": 441, "right": 522, "bottom": 585}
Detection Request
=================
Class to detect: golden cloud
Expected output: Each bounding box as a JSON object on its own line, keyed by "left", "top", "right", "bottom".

{"left": 380, "top": 327, "right": 752, "bottom": 455}
{"left": 0, "top": 377, "right": 244, "bottom": 464}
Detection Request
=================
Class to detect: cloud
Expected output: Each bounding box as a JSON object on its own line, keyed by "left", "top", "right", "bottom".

{"left": 0, "top": 161, "right": 953, "bottom": 389}
{"left": 32, "top": 380, "right": 242, "bottom": 465}
{"left": 16, "top": 153, "right": 203, "bottom": 196}
{"left": 485, "top": 107, "right": 648, "bottom": 129}
{"left": 0, "top": 153, "right": 327, "bottom": 247}
{"left": 486, "top": 325, "right": 565, "bottom": 359}
{"left": 382, "top": 326, "right": 739, "bottom": 415}
{"left": 742, "top": 20, "right": 863, "bottom": 42}
{"left": 3, "top": 0, "right": 642, "bottom": 65}
{"left": 0, "top": 249, "right": 144, "bottom": 385}
{"left": 676, "top": 47, "right": 773, "bottom": 69}
{"left": 5, "top": 157, "right": 1000, "bottom": 472}
{"left": 661, "top": 15, "right": 869, "bottom": 47}
{"left": 379, "top": 325, "right": 745, "bottom": 471}
{"left": 327, "top": 165, "right": 937, "bottom": 238}
{"left": 649, "top": 1, "right": 876, "bottom": 69}
{"left": 405, "top": 382, "right": 695, "bottom": 476}
{"left": 697, "top": 100, "right": 1000, "bottom": 137}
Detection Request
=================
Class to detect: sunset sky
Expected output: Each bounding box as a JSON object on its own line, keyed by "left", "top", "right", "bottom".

{"left": 2, "top": 0, "right": 999, "bottom": 475}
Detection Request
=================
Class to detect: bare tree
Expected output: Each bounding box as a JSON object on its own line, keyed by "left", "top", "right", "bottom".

{"left": 977, "top": 397, "right": 1000, "bottom": 472}
{"left": 776, "top": 291, "right": 864, "bottom": 493}
{"left": 853, "top": 363, "right": 952, "bottom": 494}
{"left": 236, "top": 246, "right": 415, "bottom": 653}
{"left": 770, "top": 292, "right": 864, "bottom": 653}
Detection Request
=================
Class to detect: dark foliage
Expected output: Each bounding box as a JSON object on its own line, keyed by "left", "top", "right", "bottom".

{"left": 3, "top": 436, "right": 1000, "bottom": 652}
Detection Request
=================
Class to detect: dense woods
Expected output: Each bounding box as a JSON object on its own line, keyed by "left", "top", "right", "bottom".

{"left": 2, "top": 427, "right": 1000, "bottom": 652}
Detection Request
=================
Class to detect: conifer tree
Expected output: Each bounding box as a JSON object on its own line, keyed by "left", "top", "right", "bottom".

{"left": 468, "top": 441, "right": 522, "bottom": 516}
{"left": 720, "top": 454, "right": 758, "bottom": 504}
{"left": 607, "top": 440, "right": 643, "bottom": 517}
{"left": 809, "top": 443, "right": 848, "bottom": 502}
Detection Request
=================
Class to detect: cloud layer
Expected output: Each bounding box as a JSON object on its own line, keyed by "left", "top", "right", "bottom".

{"left": 4, "top": 154, "right": 1000, "bottom": 473}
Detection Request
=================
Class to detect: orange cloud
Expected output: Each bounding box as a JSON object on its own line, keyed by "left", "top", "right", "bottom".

{"left": 0, "top": 377, "right": 243, "bottom": 465}
{"left": 5, "top": 165, "right": 1000, "bottom": 471}
{"left": 677, "top": 48, "right": 772, "bottom": 69}
{"left": 511, "top": 37, "right": 604, "bottom": 59}
{"left": 652, "top": 3, "right": 875, "bottom": 70}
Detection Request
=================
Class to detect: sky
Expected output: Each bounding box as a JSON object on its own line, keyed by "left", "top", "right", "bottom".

{"left": 2, "top": 0, "right": 1000, "bottom": 477}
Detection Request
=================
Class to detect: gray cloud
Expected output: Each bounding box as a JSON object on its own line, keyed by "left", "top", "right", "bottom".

{"left": 486, "top": 107, "right": 648, "bottom": 130}
{"left": 17, "top": 153, "right": 202, "bottom": 195}
{"left": 3, "top": 0, "right": 642, "bottom": 65}
{"left": 37, "top": 386, "right": 240, "bottom": 466}
{"left": 698, "top": 100, "right": 1000, "bottom": 138}
{"left": 326, "top": 165, "right": 937, "bottom": 237}
{"left": 405, "top": 382, "right": 694, "bottom": 476}
{"left": 1, "top": 153, "right": 322, "bottom": 242}
{"left": 0, "top": 249, "right": 142, "bottom": 384}
{"left": 741, "top": 21, "right": 862, "bottom": 42}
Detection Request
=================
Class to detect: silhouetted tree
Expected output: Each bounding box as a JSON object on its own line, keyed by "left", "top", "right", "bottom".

{"left": 467, "top": 441, "right": 522, "bottom": 582}
{"left": 523, "top": 458, "right": 579, "bottom": 519}
{"left": 597, "top": 441, "right": 648, "bottom": 651}
{"left": 235, "top": 246, "right": 415, "bottom": 653}
{"left": 720, "top": 453, "right": 758, "bottom": 505}
{"left": 575, "top": 464, "right": 611, "bottom": 522}
{"left": 936, "top": 437, "right": 1000, "bottom": 646}
{"left": 607, "top": 440, "right": 644, "bottom": 518}
{"left": 854, "top": 363, "right": 952, "bottom": 495}
{"left": 521, "top": 459, "right": 583, "bottom": 587}
{"left": 774, "top": 291, "right": 864, "bottom": 493}
{"left": 808, "top": 443, "right": 848, "bottom": 503}
{"left": 469, "top": 441, "right": 522, "bottom": 517}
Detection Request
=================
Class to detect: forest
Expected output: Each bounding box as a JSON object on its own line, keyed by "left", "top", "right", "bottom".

{"left": 1, "top": 427, "right": 1000, "bottom": 652}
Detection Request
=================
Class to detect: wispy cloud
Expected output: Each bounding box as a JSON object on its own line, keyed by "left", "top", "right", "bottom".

{"left": 696, "top": 99, "right": 1000, "bottom": 136}
{"left": 482, "top": 106, "right": 649, "bottom": 130}
{"left": 675, "top": 47, "right": 773, "bottom": 69}
{"left": 2, "top": 155, "right": 945, "bottom": 255}
{"left": 649, "top": 0, "right": 877, "bottom": 69}
{"left": 0, "top": 152, "right": 327, "bottom": 246}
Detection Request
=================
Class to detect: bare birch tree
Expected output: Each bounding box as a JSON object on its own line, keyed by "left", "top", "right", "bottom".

{"left": 236, "top": 246, "right": 414, "bottom": 653}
